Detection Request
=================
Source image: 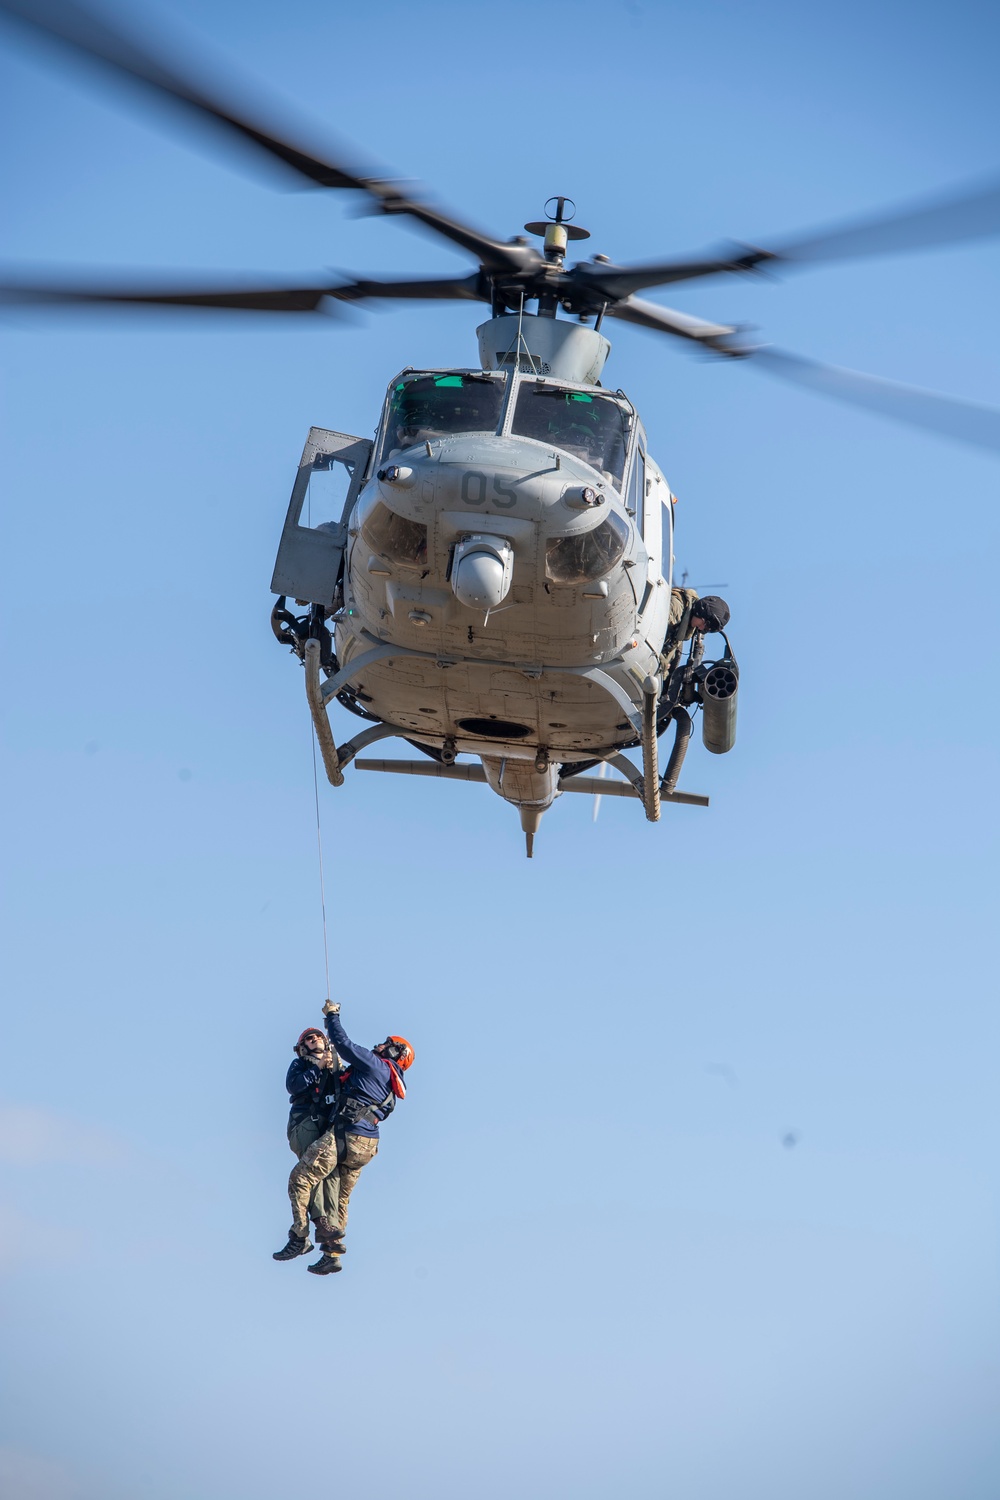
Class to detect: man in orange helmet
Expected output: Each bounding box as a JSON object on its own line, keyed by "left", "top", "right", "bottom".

{"left": 277, "top": 1001, "right": 414, "bottom": 1277}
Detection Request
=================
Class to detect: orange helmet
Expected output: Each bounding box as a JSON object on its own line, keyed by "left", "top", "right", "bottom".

{"left": 383, "top": 1035, "right": 414, "bottom": 1071}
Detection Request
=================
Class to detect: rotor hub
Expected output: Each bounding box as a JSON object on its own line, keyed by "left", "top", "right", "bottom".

{"left": 524, "top": 197, "right": 591, "bottom": 265}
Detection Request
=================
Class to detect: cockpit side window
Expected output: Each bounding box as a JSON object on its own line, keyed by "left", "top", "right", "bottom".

{"left": 626, "top": 447, "right": 646, "bottom": 535}
{"left": 510, "top": 385, "right": 629, "bottom": 489}
{"left": 379, "top": 373, "right": 505, "bottom": 461}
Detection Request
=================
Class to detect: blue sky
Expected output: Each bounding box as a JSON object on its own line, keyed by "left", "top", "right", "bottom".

{"left": 1, "top": 2, "right": 999, "bottom": 1497}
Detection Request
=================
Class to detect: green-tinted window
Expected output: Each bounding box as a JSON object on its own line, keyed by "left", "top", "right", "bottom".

{"left": 511, "top": 385, "right": 629, "bottom": 487}
{"left": 380, "top": 373, "right": 505, "bottom": 459}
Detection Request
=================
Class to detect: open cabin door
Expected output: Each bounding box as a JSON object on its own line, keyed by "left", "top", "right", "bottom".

{"left": 271, "top": 427, "right": 373, "bottom": 606}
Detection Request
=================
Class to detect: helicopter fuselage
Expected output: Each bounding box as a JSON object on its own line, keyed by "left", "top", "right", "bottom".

{"left": 269, "top": 320, "right": 714, "bottom": 849}
{"left": 339, "top": 385, "right": 672, "bottom": 765}
{"left": 344, "top": 423, "right": 671, "bottom": 738}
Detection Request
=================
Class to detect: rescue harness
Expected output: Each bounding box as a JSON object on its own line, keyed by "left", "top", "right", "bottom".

{"left": 295, "top": 1065, "right": 339, "bottom": 1126}
{"left": 334, "top": 1059, "right": 406, "bottom": 1132}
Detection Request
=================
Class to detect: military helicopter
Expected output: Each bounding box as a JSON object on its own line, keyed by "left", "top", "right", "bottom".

{"left": 3, "top": 0, "right": 999, "bottom": 855}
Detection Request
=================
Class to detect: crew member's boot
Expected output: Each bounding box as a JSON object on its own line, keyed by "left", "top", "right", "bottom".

{"left": 315, "top": 1216, "right": 346, "bottom": 1255}
{"left": 272, "top": 1233, "right": 313, "bottom": 1261}
{"left": 307, "top": 1252, "right": 342, "bottom": 1276}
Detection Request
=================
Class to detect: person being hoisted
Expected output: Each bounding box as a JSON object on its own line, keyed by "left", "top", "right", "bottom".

{"left": 271, "top": 1025, "right": 342, "bottom": 1264}
{"left": 275, "top": 1000, "right": 414, "bottom": 1278}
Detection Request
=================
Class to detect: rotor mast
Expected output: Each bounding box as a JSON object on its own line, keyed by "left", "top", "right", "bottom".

{"left": 523, "top": 196, "right": 591, "bottom": 317}
{"left": 474, "top": 196, "right": 611, "bottom": 384}
{"left": 3, "top": 0, "right": 1000, "bottom": 453}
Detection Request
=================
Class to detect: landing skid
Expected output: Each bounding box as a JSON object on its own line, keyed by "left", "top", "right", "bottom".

{"left": 303, "top": 636, "right": 709, "bottom": 838}
{"left": 352, "top": 755, "right": 708, "bottom": 809}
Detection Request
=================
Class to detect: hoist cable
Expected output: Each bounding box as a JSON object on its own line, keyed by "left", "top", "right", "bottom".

{"left": 310, "top": 723, "right": 332, "bottom": 1001}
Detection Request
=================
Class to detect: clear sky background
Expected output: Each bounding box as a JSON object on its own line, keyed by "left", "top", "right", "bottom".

{"left": 1, "top": 1, "right": 999, "bottom": 1497}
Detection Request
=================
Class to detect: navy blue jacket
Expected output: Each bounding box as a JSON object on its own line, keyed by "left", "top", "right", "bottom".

{"left": 285, "top": 1056, "right": 339, "bottom": 1130}
{"left": 324, "top": 1012, "right": 394, "bottom": 1139}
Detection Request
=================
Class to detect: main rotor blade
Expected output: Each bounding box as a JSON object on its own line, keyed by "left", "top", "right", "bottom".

{"left": 328, "top": 273, "right": 488, "bottom": 304}
{"left": 0, "top": 268, "right": 494, "bottom": 318}
{"left": 604, "top": 294, "right": 1000, "bottom": 455}
{"left": 767, "top": 173, "right": 1000, "bottom": 265}
{"left": 571, "top": 174, "right": 1000, "bottom": 298}
{"left": 0, "top": 0, "right": 534, "bottom": 274}
{"left": 0, "top": 0, "right": 368, "bottom": 187}
{"left": 571, "top": 250, "right": 768, "bottom": 299}
{"left": 0, "top": 274, "right": 344, "bottom": 313}
{"left": 606, "top": 296, "right": 737, "bottom": 345}
{"left": 748, "top": 347, "right": 1000, "bottom": 455}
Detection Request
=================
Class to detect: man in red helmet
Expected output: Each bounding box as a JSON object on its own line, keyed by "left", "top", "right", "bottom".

{"left": 276, "top": 1001, "right": 414, "bottom": 1277}
{"left": 271, "top": 1026, "right": 342, "bottom": 1263}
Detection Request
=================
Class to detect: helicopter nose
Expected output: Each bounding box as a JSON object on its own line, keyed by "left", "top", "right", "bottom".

{"left": 451, "top": 534, "right": 514, "bottom": 613}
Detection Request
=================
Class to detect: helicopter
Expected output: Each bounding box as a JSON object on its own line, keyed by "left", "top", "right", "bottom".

{"left": 2, "top": 0, "right": 999, "bottom": 856}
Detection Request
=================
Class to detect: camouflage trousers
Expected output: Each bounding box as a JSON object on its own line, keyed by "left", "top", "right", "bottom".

{"left": 660, "top": 586, "right": 699, "bottom": 678}
{"left": 287, "top": 1116, "right": 340, "bottom": 1227}
{"left": 288, "top": 1128, "right": 379, "bottom": 1245}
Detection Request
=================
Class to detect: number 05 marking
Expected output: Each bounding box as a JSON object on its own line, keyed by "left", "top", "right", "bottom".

{"left": 460, "top": 472, "right": 519, "bottom": 508}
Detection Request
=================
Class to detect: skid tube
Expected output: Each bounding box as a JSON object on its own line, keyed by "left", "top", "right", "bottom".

{"left": 305, "top": 636, "right": 708, "bottom": 813}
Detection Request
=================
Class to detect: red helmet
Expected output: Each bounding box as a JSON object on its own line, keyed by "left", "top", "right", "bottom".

{"left": 295, "top": 1028, "right": 325, "bottom": 1052}
{"left": 383, "top": 1035, "right": 414, "bottom": 1071}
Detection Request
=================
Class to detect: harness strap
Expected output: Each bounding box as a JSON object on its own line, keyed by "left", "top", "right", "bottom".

{"left": 306, "top": 1063, "right": 340, "bottom": 1124}
{"left": 336, "top": 1086, "right": 395, "bottom": 1130}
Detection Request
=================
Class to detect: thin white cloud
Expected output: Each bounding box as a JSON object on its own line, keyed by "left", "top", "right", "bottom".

{"left": 0, "top": 1446, "right": 80, "bottom": 1500}
{"left": 0, "top": 1105, "right": 129, "bottom": 1167}
{"left": 0, "top": 1203, "right": 48, "bottom": 1271}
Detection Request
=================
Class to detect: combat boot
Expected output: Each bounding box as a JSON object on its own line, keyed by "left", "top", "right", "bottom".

{"left": 314, "top": 1217, "right": 346, "bottom": 1255}
{"left": 307, "top": 1252, "right": 342, "bottom": 1276}
{"left": 272, "top": 1233, "right": 313, "bottom": 1261}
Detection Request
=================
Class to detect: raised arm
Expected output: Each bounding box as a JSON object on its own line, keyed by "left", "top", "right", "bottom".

{"left": 322, "top": 1002, "right": 383, "bottom": 1075}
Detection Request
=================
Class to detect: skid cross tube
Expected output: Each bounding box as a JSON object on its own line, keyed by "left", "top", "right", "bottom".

{"left": 606, "top": 751, "right": 709, "bottom": 808}
{"left": 356, "top": 756, "right": 710, "bottom": 805}
{"left": 307, "top": 657, "right": 410, "bottom": 785}
{"left": 355, "top": 759, "right": 488, "bottom": 781}
{"left": 320, "top": 641, "right": 421, "bottom": 706}
{"left": 559, "top": 774, "right": 639, "bottom": 799}
{"left": 561, "top": 666, "right": 643, "bottom": 735}
{"left": 335, "top": 721, "right": 409, "bottom": 770}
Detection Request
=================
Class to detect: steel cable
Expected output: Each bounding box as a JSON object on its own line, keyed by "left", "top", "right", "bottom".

{"left": 310, "top": 725, "right": 332, "bottom": 1002}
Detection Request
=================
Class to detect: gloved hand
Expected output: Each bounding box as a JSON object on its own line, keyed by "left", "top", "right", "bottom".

{"left": 322, "top": 1000, "right": 341, "bottom": 1017}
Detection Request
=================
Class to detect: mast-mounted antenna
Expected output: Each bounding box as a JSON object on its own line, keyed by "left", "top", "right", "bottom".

{"left": 524, "top": 196, "right": 591, "bottom": 262}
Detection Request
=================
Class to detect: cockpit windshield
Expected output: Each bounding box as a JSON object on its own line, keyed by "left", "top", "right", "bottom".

{"left": 380, "top": 373, "right": 505, "bottom": 460}
{"left": 510, "top": 385, "right": 630, "bottom": 488}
